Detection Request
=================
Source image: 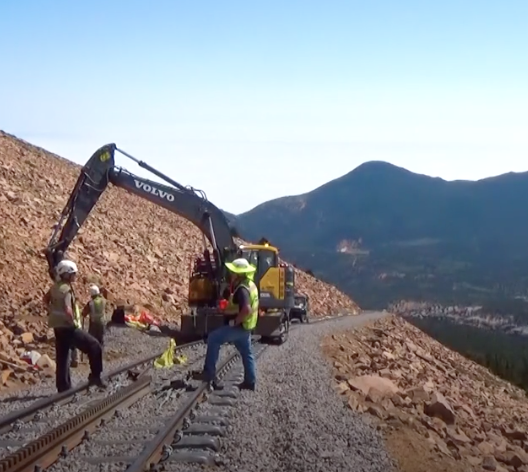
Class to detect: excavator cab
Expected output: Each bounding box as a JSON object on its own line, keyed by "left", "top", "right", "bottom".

{"left": 184, "top": 241, "right": 295, "bottom": 343}
{"left": 236, "top": 242, "right": 295, "bottom": 343}
{"left": 237, "top": 243, "right": 295, "bottom": 312}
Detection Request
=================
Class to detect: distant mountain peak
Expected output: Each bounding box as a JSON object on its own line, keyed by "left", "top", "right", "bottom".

{"left": 350, "top": 160, "right": 412, "bottom": 176}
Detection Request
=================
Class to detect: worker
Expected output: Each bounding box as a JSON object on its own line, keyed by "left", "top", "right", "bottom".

{"left": 49, "top": 252, "right": 81, "bottom": 369}
{"left": 193, "top": 258, "right": 258, "bottom": 391}
{"left": 82, "top": 284, "right": 107, "bottom": 347}
{"left": 43, "top": 259, "right": 106, "bottom": 392}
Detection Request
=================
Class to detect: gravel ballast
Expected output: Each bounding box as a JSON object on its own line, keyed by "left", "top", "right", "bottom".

{"left": 167, "top": 311, "right": 397, "bottom": 472}
{"left": 0, "top": 327, "right": 173, "bottom": 412}
{"left": 46, "top": 344, "right": 239, "bottom": 472}
{"left": 0, "top": 325, "right": 197, "bottom": 456}
{"left": 1, "top": 313, "right": 398, "bottom": 471}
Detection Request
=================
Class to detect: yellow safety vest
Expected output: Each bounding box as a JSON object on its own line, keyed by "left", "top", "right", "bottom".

{"left": 88, "top": 296, "right": 106, "bottom": 323}
{"left": 48, "top": 281, "right": 76, "bottom": 329}
{"left": 73, "top": 303, "right": 82, "bottom": 329}
{"left": 226, "top": 279, "right": 259, "bottom": 331}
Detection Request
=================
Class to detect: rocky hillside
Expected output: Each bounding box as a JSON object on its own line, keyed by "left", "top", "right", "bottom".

{"left": 323, "top": 315, "right": 528, "bottom": 472}
{"left": 235, "top": 161, "right": 528, "bottom": 309}
{"left": 0, "top": 130, "right": 359, "bottom": 325}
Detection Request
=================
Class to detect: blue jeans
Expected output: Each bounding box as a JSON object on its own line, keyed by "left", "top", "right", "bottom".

{"left": 204, "top": 325, "right": 256, "bottom": 384}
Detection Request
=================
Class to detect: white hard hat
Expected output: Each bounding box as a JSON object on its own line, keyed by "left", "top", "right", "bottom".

{"left": 89, "top": 284, "right": 100, "bottom": 296}
{"left": 56, "top": 260, "right": 78, "bottom": 277}
{"left": 225, "top": 258, "right": 256, "bottom": 274}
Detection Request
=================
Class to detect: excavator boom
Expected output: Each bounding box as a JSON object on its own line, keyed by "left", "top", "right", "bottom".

{"left": 46, "top": 144, "right": 237, "bottom": 277}
{"left": 46, "top": 143, "right": 295, "bottom": 344}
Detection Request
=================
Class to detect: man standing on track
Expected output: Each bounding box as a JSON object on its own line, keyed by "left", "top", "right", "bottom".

{"left": 49, "top": 250, "right": 81, "bottom": 369}
{"left": 82, "top": 284, "right": 107, "bottom": 348}
{"left": 43, "top": 260, "right": 106, "bottom": 393}
{"left": 194, "top": 258, "right": 259, "bottom": 391}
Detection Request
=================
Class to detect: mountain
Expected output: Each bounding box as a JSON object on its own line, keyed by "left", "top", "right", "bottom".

{"left": 0, "top": 131, "right": 359, "bottom": 353}
{"left": 235, "top": 161, "right": 528, "bottom": 309}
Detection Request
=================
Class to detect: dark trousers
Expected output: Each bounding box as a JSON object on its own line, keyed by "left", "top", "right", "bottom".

{"left": 54, "top": 327, "right": 103, "bottom": 392}
{"left": 88, "top": 321, "right": 105, "bottom": 346}
{"left": 70, "top": 346, "right": 78, "bottom": 365}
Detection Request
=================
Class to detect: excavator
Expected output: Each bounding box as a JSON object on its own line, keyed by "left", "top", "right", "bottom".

{"left": 45, "top": 144, "right": 295, "bottom": 344}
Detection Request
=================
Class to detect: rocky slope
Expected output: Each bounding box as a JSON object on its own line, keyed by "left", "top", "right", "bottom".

{"left": 322, "top": 315, "right": 528, "bottom": 472}
{"left": 0, "top": 131, "right": 360, "bottom": 387}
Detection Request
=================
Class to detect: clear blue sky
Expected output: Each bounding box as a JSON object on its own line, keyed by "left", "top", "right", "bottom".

{"left": 1, "top": 0, "right": 527, "bottom": 214}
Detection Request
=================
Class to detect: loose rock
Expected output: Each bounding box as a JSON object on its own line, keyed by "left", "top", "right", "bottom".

{"left": 322, "top": 314, "right": 528, "bottom": 472}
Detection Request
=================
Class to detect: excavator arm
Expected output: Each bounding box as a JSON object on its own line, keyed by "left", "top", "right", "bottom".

{"left": 45, "top": 144, "right": 238, "bottom": 283}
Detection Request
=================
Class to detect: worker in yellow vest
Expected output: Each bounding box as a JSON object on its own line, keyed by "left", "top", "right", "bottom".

{"left": 49, "top": 252, "right": 82, "bottom": 368}
{"left": 43, "top": 260, "right": 106, "bottom": 392}
{"left": 193, "top": 258, "right": 258, "bottom": 391}
{"left": 82, "top": 285, "right": 107, "bottom": 347}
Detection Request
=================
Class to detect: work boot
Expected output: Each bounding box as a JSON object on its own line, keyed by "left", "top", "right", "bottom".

{"left": 88, "top": 375, "right": 107, "bottom": 389}
{"left": 237, "top": 381, "right": 255, "bottom": 391}
{"left": 211, "top": 379, "right": 224, "bottom": 391}
{"left": 191, "top": 371, "right": 224, "bottom": 390}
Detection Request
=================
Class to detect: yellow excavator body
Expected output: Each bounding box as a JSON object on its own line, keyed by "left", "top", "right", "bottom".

{"left": 187, "top": 243, "right": 293, "bottom": 310}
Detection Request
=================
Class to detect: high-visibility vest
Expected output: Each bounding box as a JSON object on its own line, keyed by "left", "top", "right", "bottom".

{"left": 73, "top": 303, "right": 82, "bottom": 329}
{"left": 48, "top": 281, "right": 76, "bottom": 329}
{"left": 226, "top": 279, "right": 259, "bottom": 331}
{"left": 88, "top": 295, "right": 106, "bottom": 323}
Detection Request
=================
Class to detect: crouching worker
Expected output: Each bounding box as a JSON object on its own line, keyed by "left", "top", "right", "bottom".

{"left": 43, "top": 260, "right": 106, "bottom": 392}
{"left": 194, "top": 258, "right": 258, "bottom": 391}
{"left": 82, "top": 285, "right": 107, "bottom": 347}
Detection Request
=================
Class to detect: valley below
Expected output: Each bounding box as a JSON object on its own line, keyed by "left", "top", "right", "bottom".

{"left": 389, "top": 301, "right": 528, "bottom": 394}
{"left": 390, "top": 301, "right": 528, "bottom": 337}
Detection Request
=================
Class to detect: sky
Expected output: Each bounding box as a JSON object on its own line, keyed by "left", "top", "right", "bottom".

{"left": 1, "top": 0, "right": 527, "bottom": 214}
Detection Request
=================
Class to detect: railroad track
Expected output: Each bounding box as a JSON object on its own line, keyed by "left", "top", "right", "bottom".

{"left": 0, "top": 340, "right": 206, "bottom": 456}
{"left": 0, "top": 314, "right": 355, "bottom": 472}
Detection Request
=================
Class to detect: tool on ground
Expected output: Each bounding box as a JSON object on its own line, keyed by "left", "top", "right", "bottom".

{"left": 153, "top": 339, "right": 187, "bottom": 369}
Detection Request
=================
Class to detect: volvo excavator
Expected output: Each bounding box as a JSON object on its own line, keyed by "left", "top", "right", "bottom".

{"left": 45, "top": 144, "right": 295, "bottom": 344}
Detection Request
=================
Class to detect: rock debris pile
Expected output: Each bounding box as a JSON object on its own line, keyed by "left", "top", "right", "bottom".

{"left": 0, "top": 315, "right": 56, "bottom": 389}
{"left": 322, "top": 315, "right": 528, "bottom": 472}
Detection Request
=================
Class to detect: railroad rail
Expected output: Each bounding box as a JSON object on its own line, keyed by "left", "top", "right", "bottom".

{"left": 132, "top": 314, "right": 355, "bottom": 470}
{"left": 0, "top": 339, "right": 204, "bottom": 438}
{"left": 0, "top": 313, "right": 356, "bottom": 471}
